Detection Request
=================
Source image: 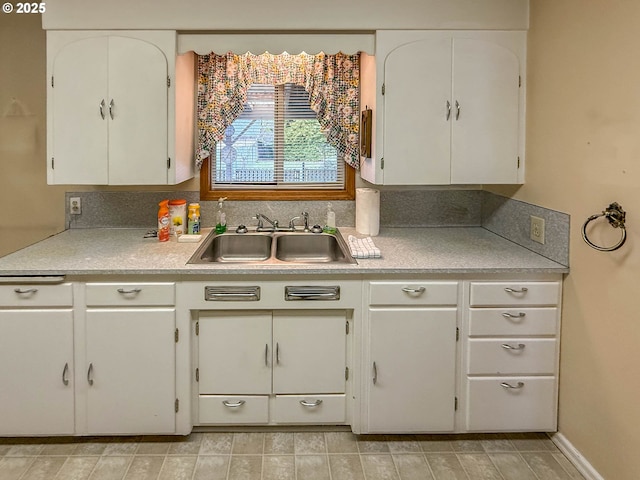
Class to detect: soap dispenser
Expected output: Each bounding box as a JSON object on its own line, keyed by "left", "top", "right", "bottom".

{"left": 215, "top": 197, "right": 228, "bottom": 234}
{"left": 323, "top": 202, "right": 337, "bottom": 234}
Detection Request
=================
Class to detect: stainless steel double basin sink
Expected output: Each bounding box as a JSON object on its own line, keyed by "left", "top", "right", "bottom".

{"left": 188, "top": 229, "right": 357, "bottom": 265}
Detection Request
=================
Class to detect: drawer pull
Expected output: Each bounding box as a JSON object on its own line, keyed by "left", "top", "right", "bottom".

{"left": 276, "top": 342, "right": 280, "bottom": 365}
{"left": 502, "top": 312, "right": 526, "bottom": 319}
{"left": 300, "top": 399, "right": 323, "bottom": 407}
{"left": 14, "top": 288, "right": 38, "bottom": 295}
{"left": 402, "top": 286, "right": 426, "bottom": 295}
{"left": 87, "top": 363, "right": 94, "bottom": 386}
{"left": 504, "top": 287, "right": 529, "bottom": 294}
{"left": 500, "top": 381, "right": 525, "bottom": 389}
{"left": 265, "top": 344, "right": 269, "bottom": 367}
{"left": 501, "top": 343, "right": 526, "bottom": 351}
{"left": 372, "top": 361, "right": 378, "bottom": 385}
{"left": 62, "top": 363, "right": 69, "bottom": 386}
{"left": 222, "top": 400, "right": 246, "bottom": 408}
{"left": 117, "top": 288, "right": 142, "bottom": 295}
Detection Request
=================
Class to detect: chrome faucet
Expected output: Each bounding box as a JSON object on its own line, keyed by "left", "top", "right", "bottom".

{"left": 288, "top": 216, "right": 301, "bottom": 231}
{"left": 254, "top": 213, "right": 279, "bottom": 232}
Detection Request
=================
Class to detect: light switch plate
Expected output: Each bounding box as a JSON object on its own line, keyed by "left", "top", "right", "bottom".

{"left": 530, "top": 215, "right": 545, "bottom": 244}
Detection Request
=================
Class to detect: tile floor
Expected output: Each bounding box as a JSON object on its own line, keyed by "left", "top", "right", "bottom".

{"left": 0, "top": 430, "right": 586, "bottom": 480}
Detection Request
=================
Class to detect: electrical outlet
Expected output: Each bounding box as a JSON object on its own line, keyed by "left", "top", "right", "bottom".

{"left": 70, "top": 197, "right": 82, "bottom": 215}
{"left": 530, "top": 215, "right": 545, "bottom": 244}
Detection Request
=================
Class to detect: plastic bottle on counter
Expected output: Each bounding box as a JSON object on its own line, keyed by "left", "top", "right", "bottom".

{"left": 215, "top": 197, "right": 228, "bottom": 234}
{"left": 168, "top": 199, "right": 187, "bottom": 236}
{"left": 157, "top": 200, "right": 170, "bottom": 242}
{"left": 187, "top": 203, "right": 201, "bottom": 234}
{"left": 323, "top": 202, "right": 337, "bottom": 234}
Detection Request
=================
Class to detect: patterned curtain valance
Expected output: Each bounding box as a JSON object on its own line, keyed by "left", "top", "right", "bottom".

{"left": 196, "top": 52, "right": 360, "bottom": 170}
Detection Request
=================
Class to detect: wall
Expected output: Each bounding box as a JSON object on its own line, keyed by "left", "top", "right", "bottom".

{"left": 490, "top": 0, "right": 640, "bottom": 478}
{"left": 0, "top": 13, "right": 66, "bottom": 257}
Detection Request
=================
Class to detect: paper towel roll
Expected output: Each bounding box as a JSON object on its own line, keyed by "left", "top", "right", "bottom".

{"left": 356, "top": 188, "right": 380, "bottom": 236}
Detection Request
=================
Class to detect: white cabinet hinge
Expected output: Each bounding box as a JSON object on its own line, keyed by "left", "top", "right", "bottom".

{"left": 167, "top": 76, "right": 171, "bottom": 88}
{"left": 175, "top": 398, "right": 179, "bottom": 413}
{"left": 382, "top": 83, "right": 385, "bottom": 95}
{"left": 195, "top": 321, "right": 199, "bottom": 336}
{"left": 345, "top": 366, "right": 349, "bottom": 381}
{"left": 454, "top": 396, "right": 458, "bottom": 411}
{"left": 195, "top": 368, "right": 199, "bottom": 382}
{"left": 175, "top": 328, "right": 179, "bottom": 343}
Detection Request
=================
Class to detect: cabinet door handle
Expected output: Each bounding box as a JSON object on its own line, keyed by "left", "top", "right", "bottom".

{"left": 99, "top": 99, "right": 106, "bottom": 119}
{"left": 264, "top": 344, "right": 269, "bottom": 367}
{"left": 446, "top": 100, "right": 451, "bottom": 120}
{"left": 109, "top": 99, "right": 115, "bottom": 119}
{"left": 402, "top": 286, "right": 425, "bottom": 295}
{"left": 455, "top": 100, "right": 461, "bottom": 120}
{"left": 300, "top": 399, "right": 323, "bottom": 407}
{"left": 117, "top": 288, "right": 142, "bottom": 295}
{"left": 502, "top": 312, "right": 526, "bottom": 319}
{"left": 87, "top": 363, "right": 94, "bottom": 386}
{"left": 222, "top": 400, "right": 246, "bottom": 408}
{"left": 372, "top": 361, "right": 378, "bottom": 385}
{"left": 501, "top": 343, "right": 526, "bottom": 351}
{"left": 62, "top": 363, "right": 69, "bottom": 386}
{"left": 500, "top": 381, "right": 525, "bottom": 389}
{"left": 276, "top": 342, "right": 280, "bottom": 365}
{"left": 14, "top": 288, "right": 38, "bottom": 295}
{"left": 504, "top": 287, "right": 528, "bottom": 294}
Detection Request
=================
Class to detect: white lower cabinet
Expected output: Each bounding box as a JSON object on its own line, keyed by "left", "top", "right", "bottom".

{"left": 363, "top": 281, "right": 459, "bottom": 433}
{"left": 0, "top": 283, "right": 75, "bottom": 436}
{"left": 197, "top": 310, "right": 347, "bottom": 425}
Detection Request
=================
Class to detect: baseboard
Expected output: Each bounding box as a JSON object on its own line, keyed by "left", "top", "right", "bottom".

{"left": 549, "top": 432, "right": 604, "bottom": 480}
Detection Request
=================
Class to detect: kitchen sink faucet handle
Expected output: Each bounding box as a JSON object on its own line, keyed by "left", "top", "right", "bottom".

{"left": 302, "top": 212, "right": 310, "bottom": 232}
{"left": 289, "top": 216, "right": 301, "bottom": 231}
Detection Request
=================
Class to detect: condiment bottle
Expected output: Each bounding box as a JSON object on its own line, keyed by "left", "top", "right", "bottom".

{"left": 157, "top": 200, "right": 170, "bottom": 242}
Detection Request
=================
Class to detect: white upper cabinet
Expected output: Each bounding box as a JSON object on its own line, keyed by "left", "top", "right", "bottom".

{"left": 47, "top": 31, "right": 195, "bottom": 185}
{"left": 361, "top": 30, "right": 525, "bottom": 185}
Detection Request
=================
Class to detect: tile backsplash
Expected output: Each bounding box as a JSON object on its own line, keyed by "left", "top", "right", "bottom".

{"left": 65, "top": 189, "right": 569, "bottom": 266}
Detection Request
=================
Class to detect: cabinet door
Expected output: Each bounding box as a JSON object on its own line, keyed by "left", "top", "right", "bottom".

{"left": 51, "top": 37, "right": 109, "bottom": 184}
{"left": 451, "top": 38, "right": 520, "bottom": 184}
{"left": 85, "top": 308, "right": 175, "bottom": 434}
{"left": 368, "top": 308, "right": 457, "bottom": 433}
{"left": 272, "top": 310, "right": 346, "bottom": 394}
{"left": 198, "top": 311, "right": 272, "bottom": 395}
{"left": 107, "top": 36, "right": 168, "bottom": 185}
{"left": 0, "top": 310, "right": 74, "bottom": 435}
{"left": 382, "top": 38, "right": 452, "bottom": 185}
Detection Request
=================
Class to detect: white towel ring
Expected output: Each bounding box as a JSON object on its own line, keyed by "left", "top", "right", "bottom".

{"left": 581, "top": 202, "right": 627, "bottom": 252}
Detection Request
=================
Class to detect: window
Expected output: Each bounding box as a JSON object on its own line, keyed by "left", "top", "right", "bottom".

{"left": 197, "top": 52, "right": 359, "bottom": 201}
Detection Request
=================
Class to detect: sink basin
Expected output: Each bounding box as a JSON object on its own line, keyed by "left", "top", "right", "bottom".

{"left": 190, "top": 233, "right": 272, "bottom": 263}
{"left": 187, "top": 229, "right": 356, "bottom": 265}
{"left": 274, "top": 233, "right": 349, "bottom": 263}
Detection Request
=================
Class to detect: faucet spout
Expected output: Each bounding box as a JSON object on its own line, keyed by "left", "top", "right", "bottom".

{"left": 254, "top": 213, "right": 279, "bottom": 232}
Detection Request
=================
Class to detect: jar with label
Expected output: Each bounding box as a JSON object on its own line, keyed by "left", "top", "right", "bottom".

{"left": 168, "top": 199, "right": 187, "bottom": 236}
{"left": 187, "top": 203, "right": 201, "bottom": 234}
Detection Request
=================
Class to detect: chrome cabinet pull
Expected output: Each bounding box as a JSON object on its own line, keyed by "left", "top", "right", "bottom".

{"left": 300, "top": 399, "right": 323, "bottom": 407}
{"left": 109, "top": 99, "right": 114, "bottom": 119}
{"left": 372, "top": 361, "right": 378, "bottom": 385}
{"left": 455, "top": 100, "right": 461, "bottom": 120}
{"left": 62, "top": 363, "right": 69, "bottom": 386}
{"left": 501, "top": 343, "right": 526, "bottom": 351}
{"left": 500, "top": 381, "right": 525, "bottom": 389}
{"left": 504, "top": 287, "right": 528, "bottom": 294}
{"left": 99, "top": 99, "right": 106, "bottom": 119}
{"left": 402, "top": 286, "right": 426, "bottom": 295}
{"left": 117, "top": 288, "right": 142, "bottom": 295}
{"left": 502, "top": 312, "right": 526, "bottom": 319}
{"left": 14, "top": 288, "right": 38, "bottom": 295}
{"left": 276, "top": 343, "right": 280, "bottom": 364}
{"left": 87, "top": 363, "right": 94, "bottom": 386}
{"left": 446, "top": 100, "right": 451, "bottom": 120}
{"left": 222, "top": 400, "right": 245, "bottom": 408}
{"left": 264, "top": 344, "right": 269, "bottom": 367}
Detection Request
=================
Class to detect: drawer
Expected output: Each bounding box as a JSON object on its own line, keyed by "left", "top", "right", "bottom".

{"left": 85, "top": 283, "right": 175, "bottom": 307}
{"left": 466, "top": 376, "right": 557, "bottom": 431}
{"left": 273, "top": 394, "right": 346, "bottom": 424}
{"left": 0, "top": 284, "right": 73, "bottom": 307}
{"left": 199, "top": 395, "right": 269, "bottom": 425}
{"left": 469, "top": 308, "right": 558, "bottom": 336}
{"left": 369, "top": 281, "right": 458, "bottom": 306}
{"left": 469, "top": 282, "right": 560, "bottom": 307}
{"left": 467, "top": 338, "right": 557, "bottom": 375}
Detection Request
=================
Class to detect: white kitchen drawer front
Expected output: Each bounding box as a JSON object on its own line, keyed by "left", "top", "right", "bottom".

{"left": 369, "top": 281, "right": 458, "bottom": 306}
{"left": 466, "top": 377, "right": 557, "bottom": 431}
{"left": 199, "top": 395, "right": 269, "bottom": 425}
{"left": 469, "top": 282, "right": 560, "bottom": 307}
{"left": 0, "top": 284, "right": 73, "bottom": 307}
{"left": 468, "top": 308, "right": 558, "bottom": 336}
{"left": 467, "top": 339, "right": 557, "bottom": 375}
{"left": 273, "top": 395, "right": 346, "bottom": 424}
{"left": 85, "top": 283, "right": 175, "bottom": 306}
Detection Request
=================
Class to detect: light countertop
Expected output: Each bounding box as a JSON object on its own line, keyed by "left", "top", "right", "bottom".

{"left": 0, "top": 227, "right": 568, "bottom": 277}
